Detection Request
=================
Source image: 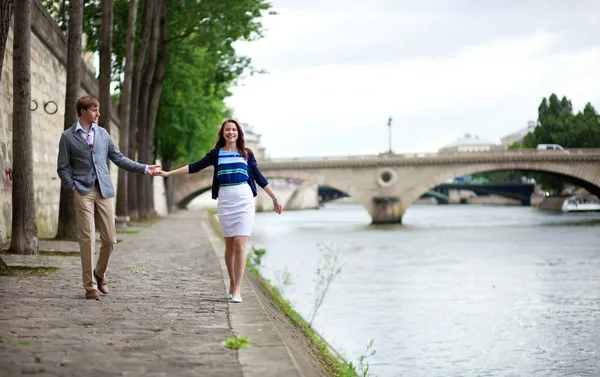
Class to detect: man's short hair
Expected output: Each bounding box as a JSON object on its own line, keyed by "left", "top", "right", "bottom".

{"left": 76, "top": 95, "right": 99, "bottom": 116}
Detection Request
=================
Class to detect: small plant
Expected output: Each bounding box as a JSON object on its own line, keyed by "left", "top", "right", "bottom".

{"left": 338, "top": 339, "right": 377, "bottom": 377}
{"left": 133, "top": 268, "right": 147, "bottom": 274}
{"left": 247, "top": 246, "right": 266, "bottom": 267}
{"left": 308, "top": 242, "right": 344, "bottom": 327}
{"left": 274, "top": 266, "right": 294, "bottom": 296}
{"left": 19, "top": 340, "right": 30, "bottom": 346}
{"left": 221, "top": 336, "right": 251, "bottom": 349}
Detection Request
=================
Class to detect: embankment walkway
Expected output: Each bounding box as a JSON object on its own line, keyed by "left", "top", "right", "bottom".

{"left": 0, "top": 210, "right": 321, "bottom": 377}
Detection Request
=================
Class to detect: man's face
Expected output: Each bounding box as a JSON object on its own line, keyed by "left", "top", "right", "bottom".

{"left": 81, "top": 105, "right": 100, "bottom": 124}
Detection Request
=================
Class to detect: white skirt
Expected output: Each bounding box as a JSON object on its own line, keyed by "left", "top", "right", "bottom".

{"left": 217, "top": 183, "right": 255, "bottom": 237}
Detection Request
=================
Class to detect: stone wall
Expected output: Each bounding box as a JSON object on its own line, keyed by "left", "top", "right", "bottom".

{"left": 0, "top": 0, "right": 121, "bottom": 242}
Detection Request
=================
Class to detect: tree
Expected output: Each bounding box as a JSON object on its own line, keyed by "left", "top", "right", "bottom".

{"left": 0, "top": 0, "right": 14, "bottom": 76}
{"left": 9, "top": 0, "right": 38, "bottom": 255}
{"left": 55, "top": 0, "right": 83, "bottom": 240}
{"left": 155, "top": 42, "right": 238, "bottom": 210}
{"left": 98, "top": 0, "right": 114, "bottom": 133}
{"left": 42, "top": 0, "right": 275, "bottom": 217}
{"left": 142, "top": 0, "right": 167, "bottom": 215}
{"left": 135, "top": 0, "right": 162, "bottom": 218}
{"left": 115, "top": 0, "right": 139, "bottom": 222}
{"left": 127, "top": 0, "right": 155, "bottom": 219}
{"left": 522, "top": 94, "right": 600, "bottom": 192}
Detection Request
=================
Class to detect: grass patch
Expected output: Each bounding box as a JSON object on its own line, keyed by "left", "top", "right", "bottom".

{"left": 129, "top": 218, "right": 159, "bottom": 227}
{"left": 221, "top": 336, "right": 251, "bottom": 349}
{"left": 117, "top": 229, "right": 141, "bottom": 235}
{"left": 206, "top": 210, "right": 354, "bottom": 376}
{"left": 0, "top": 266, "right": 59, "bottom": 277}
{"left": 18, "top": 340, "right": 30, "bottom": 346}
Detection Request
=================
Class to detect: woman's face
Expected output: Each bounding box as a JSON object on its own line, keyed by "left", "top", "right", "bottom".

{"left": 224, "top": 122, "right": 238, "bottom": 143}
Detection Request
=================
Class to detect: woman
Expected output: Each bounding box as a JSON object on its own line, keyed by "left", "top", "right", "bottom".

{"left": 159, "top": 119, "right": 282, "bottom": 303}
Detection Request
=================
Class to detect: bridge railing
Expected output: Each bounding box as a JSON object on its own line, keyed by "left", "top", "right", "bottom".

{"left": 261, "top": 148, "right": 600, "bottom": 162}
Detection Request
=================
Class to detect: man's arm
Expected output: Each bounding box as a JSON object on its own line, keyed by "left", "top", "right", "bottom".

{"left": 56, "top": 134, "right": 75, "bottom": 190}
{"left": 107, "top": 134, "right": 148, "bottom": 174}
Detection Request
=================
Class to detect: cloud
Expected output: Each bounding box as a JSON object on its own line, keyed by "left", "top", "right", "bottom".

{"left": 226, "top": 1, "right": 600, "bottom": 158}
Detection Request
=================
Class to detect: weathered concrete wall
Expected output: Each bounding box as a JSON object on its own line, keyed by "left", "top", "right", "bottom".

{"left": 0, "top": 1, "right": 122, "bottom": 242}
{"left": 285, "top": 183, "right": 319, "bottom": 210}
{"left": 255, "top": 186, "right": 295, "bottom": 213}
{"left": 536, "top": 196, "right": 566, "bottom": 211}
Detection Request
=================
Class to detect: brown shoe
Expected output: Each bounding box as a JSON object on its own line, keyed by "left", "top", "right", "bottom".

{"left": 93, "top": 270, "right": 109, "bottom": 294}
{"left": 86, "top": 290, "right": 100, "bottom": 300}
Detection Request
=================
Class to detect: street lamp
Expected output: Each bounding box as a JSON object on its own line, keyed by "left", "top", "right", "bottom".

{"left": 387, "top": 116, "right": 392, "bottom": 154}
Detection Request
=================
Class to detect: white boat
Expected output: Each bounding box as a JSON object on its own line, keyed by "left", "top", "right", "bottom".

{"left": 561, "top": 194, "right": 600, "bottom": 212}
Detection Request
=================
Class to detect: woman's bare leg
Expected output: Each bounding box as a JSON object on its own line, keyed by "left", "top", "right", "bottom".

{"left": 231, "top": 236, "right": 248, "bottom": 298}
{"left": 224, "top": 236, "right": 235, "bottom": 295}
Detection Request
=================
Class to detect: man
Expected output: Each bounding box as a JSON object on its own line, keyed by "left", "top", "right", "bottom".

{"left": 57, "top": 95, "right": 161, "bottom": 300}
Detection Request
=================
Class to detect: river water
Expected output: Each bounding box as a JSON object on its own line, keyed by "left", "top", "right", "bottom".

{"left": 248, "top": 203, "right": 600, "bottom": 377}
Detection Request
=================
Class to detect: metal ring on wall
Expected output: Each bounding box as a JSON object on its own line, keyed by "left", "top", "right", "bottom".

{"left": 376, "top": 168, "right": 398, "bottom": 187}
{"left": 44, "top": 101, "right": 58, "bottom": 114}
{"left": 30, "top": 100, "right": 38, "bottom": 111}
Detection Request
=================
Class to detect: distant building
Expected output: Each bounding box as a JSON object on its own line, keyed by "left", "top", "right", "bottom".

{"left": 501, "top": 121, "right": 536, "bottom": 146}
{"left": 438, "top": 134, "right": 504, "bottom": 154}
{"left": 241, "top": 123, "right": 266, "bottom": 160}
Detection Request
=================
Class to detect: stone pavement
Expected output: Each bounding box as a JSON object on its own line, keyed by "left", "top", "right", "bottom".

{"left": 0, "top": 210, "right": 318, "bottom": 377}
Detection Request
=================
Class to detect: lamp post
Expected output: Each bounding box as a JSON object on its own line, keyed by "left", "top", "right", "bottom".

{"left": 387, "top": 116, "right": 392, "bottom": 154}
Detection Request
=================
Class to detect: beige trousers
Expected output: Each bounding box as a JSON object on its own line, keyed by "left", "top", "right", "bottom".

{"left": 74, "top": 186, "right": 116, "bottom": 291}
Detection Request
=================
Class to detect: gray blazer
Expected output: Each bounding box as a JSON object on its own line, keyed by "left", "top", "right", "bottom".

{"left": 57, "top": 123, "right": 146, "bottom": 198}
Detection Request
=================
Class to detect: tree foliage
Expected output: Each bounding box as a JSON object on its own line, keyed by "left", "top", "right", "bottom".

{"left": 524, "top": 94, "right": 600, "bottom": 149}
{"left": 41, "top": 0, "right": 274, "bottom": 213}
{"left": 477, "top": 94, "right": 600, "bottom": 191}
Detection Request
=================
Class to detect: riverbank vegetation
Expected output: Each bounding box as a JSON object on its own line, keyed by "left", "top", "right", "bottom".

{"left": 207, "top": 209, "right": 377, "bottom": 376}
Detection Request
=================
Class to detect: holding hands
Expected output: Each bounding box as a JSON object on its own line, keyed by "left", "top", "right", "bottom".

{"left": 147, "top": 164, "right": 162, "bottom": 176}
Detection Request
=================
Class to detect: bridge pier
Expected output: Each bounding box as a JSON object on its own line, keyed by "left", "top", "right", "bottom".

{"left": 370, "top": 196, "right": 405, "bottom": 224}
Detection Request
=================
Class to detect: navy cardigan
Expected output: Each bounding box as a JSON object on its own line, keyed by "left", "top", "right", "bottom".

{"left": 188, "top": 147, "right": 269, "bottom": 200}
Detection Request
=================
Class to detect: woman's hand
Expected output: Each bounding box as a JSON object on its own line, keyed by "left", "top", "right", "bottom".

{"left": 272, "top": 197, "right": 282, "bottom": 214}
{"left": 158, "top": 170, "right": 171, "bottom": 177}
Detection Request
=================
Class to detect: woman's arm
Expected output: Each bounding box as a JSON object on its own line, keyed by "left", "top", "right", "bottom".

{"left": 263, "top": 184, "right": 282, "bottom": 214}
{"left": 248, "top": 151, "right": 282, "bottom": 214}
{"left": 159, "top": 149, "right": 215, "bottom": 177}
{"left": 249, "top": 151, "right": 269, "bottom": 188}
{"left": 159, "top": 165, "right": 189, "bottom": 177}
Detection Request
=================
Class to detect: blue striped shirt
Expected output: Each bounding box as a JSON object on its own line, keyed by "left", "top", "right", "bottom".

{"left": 217, "top": 149, "right": 249, "bottom": 186}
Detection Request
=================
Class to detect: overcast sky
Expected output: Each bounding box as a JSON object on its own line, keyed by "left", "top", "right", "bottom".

{"left": 225, "top": 0, "right": 600, "bottom": 158}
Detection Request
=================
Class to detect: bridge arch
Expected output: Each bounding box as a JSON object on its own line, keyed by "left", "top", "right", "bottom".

{"left": 402, "top": 162, "right": 600, "bottom": 207}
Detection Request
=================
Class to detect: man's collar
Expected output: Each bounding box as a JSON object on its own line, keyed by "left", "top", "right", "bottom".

{"left": 76, "top": 121, "right": 96, "bottom": 132}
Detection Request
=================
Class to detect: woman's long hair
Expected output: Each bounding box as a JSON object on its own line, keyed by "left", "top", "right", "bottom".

{"left": 215, "top": 119, "right": 248, "bottom": 159}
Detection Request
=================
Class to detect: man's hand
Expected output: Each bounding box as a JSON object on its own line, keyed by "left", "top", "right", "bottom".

{"left": 147, "top": 165, "right": 162, "bottom": 176}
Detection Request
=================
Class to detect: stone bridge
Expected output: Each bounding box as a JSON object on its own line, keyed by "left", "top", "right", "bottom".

{"left": 170, "top": 149, "right": 600, "bottom": 223}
